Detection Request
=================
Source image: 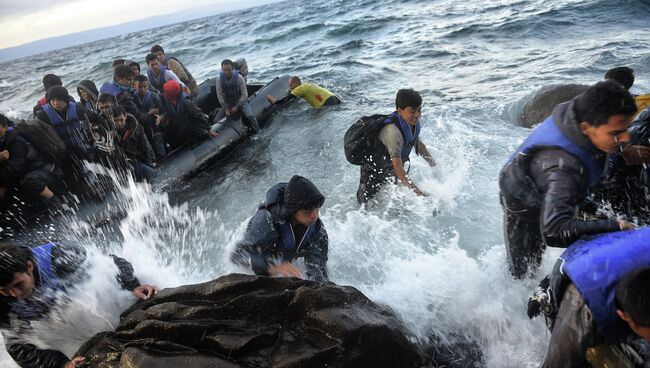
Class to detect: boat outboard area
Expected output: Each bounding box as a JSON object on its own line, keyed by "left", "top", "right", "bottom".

{"left": 0, "top": 74, "right": 295, "bottom": 239}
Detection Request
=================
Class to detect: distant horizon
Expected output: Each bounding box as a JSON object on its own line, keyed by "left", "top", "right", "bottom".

{"left": 0, "top": 0, "right": 280, "bottom": 62}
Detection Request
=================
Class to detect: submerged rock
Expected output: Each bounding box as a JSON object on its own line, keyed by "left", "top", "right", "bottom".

{"left": 520, "top": 84, "right": 589, "bottom": 128}
{"left": 76, "top": 274, "right": 425, "bottom": 367}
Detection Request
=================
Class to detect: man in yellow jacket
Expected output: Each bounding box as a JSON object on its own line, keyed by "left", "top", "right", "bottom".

{"left": 267, "top": 76, "right": 341, "bottom": 109}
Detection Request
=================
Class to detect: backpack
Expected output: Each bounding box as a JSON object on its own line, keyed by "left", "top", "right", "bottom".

{"left": 15, "top": 119, "right": 67, "bottom": 163}
{"left": 344, "top": 114, "right": 391, "bottom": 165}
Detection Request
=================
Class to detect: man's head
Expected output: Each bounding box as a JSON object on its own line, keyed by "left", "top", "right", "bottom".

{"left": 234, "top": 57, "right": 248, "bottom": 77}
{"left": 575, "top": 80, "right": 637, "bottom": 153}
{"left": 163, "top": 80, "right": 181, "bottom": 105}
{"left": 111, "top": 106, "right": 128, "bottom": 130}
{"left": 0, "top": 242, "right": 36, "bottom": 300}
{"left": 221, "top": 59, "right": 234, "bottom": 79}
{"left": 283, "top": 175, "right": 325, "bottom": 226}
{"left": 42, "top": 74, "right": 62, "bottom": 92}
{"left": 134, "top": 75, "right": 149, "bottom": 96}
{"left": 97, "top": 93, "right": 115, "bottom": 117}
{"left": 0, "top": 113, "right": 9, "bottom": 139}
{"left": 151, "top": 44, "right": 165, "bottom": 63}
{"left": 616, "top": 267, "right": 650, "bottom": 340}
{"left": 128, "top": 61, "right": 141, "bottom": 76}
{"left": 395, "top": 88, "right": 422, "bottom": 127}
{"left": 605, "top": 67, "right": 634, "bottom": 91}
{"left": 289, "top": 76, "right": 301, "bottom": 91}
{"left": 46, "top": 86, "right": 70, "bottom": 112}
{"left": 111, "top": 58, "right": 126, "bottom": 70}
{"left": 146, "top": 53, "right": 160, "bottom": 74}
{"left": 114, "top": 65, "right": 134, "bottom": 87}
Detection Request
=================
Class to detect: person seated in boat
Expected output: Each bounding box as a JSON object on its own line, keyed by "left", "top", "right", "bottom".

{"left": 158, "top": 80, "right": 214, "bottom": 151}
{"left": 0, "top": 240, "right": 158, "bottom": 368}
{"left": 111, "top": 106, "right": 155, "bottom": 182}
{"left": 111, "top": 58, "right": 126, "bottom": 69}
{"left": 267, "top": 76, "right": 341, "bottom": 109}
{"left": 528, "top": 228, "right": 650, "bottom": 368}
{"left": 76, "top": 80, "right": 99, "bottom": 113}
{"left": 230, "top": 175, "right": 329, "bottom": 282}
{"left": 145, "top": 53, "right": 187, "bottom": 95}
{"left": 0, "top": 114, "right": 64, "bottom": 206}
{"left": 35, "top": 86, "right": 104, "bottom": 195}
{"left": 499, "top": 80, "right": 638, "bottom": 279}
{"left": 212, "top": 59, "right": 260, "bottom": 133}
{"left": 33, "top": 74, "right": 63, "bottom": 118}
{"left": 132, "top": 75, "right": 166, "bottom": 160}
{"left": 605, "top": 66, "right": 634, "bottom": 91}
{"left": 100, "top": 65, "right": 151, "bottom": 129}
{"left": 150, "top": 44, "right": 198, "bottom": 98}
{"left": 233, "top": 57, "right": 249, "bottom": 83}
{"left": 128, "top": 61, "right": 141, "bottom": 77}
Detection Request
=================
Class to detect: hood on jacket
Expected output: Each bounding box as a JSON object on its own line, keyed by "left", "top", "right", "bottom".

{"left": 551, "top": 100, "right": 600, "bottom": 154}
{"left": 77, "top": 80, "right": 99, "bottom": 102}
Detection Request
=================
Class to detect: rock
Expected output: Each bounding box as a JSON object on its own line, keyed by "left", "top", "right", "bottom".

{"left": 76, "top": 274, "right": 425, "bottom": 368}
{"left": 519, "top": 84, "right": 589, "bottom": 128}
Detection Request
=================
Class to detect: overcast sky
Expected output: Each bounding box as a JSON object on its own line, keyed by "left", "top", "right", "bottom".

{"left": 0, "top": 0, "right": 269, "bottom": 49}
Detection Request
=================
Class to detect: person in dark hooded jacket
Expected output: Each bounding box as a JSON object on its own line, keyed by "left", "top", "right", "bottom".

{"left": 33, "top": 74, "right": 62, "bottom": 118}
{"left": 76, "top": 80, "right": 99, "bottom": 113}
{"left": 0, "top": 114, "right": 64, "bottom": 204}
{"left": 499, "top": 80, "right": 638, "bottom": 279}
{"left": 158, "top": 80, "right": 213, "bottom": 151}
{"left": 111, "top": 106, "right": 155, "bottom": 182}
{"left": 231, "top": 175, "right": 329, "bottom": 282}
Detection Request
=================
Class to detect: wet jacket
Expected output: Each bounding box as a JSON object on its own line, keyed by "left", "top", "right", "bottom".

{"left": 499, "top": 101, "right": 619, "bottom": 247}
{"left": 133, "top": 90, "right": 162, "bottom": 115}
{"left": 159, "top": 93, "right": 210, "bottom": 150}
{"left": 0, "top": 128, "right": 29, "bottom": 187}
{"left": 115, "top": 114, "right": 155, "bottom": 166}
{"left": 233, "top": 182, "right": 329, "bottom": 282}
{"left": 542, "top": 229, "right": 650, "bottom": 367}
{"left": 35, "top": 102, "right": 98, "bottom": 158}
{"left": 0, "top": 243, "right": 141, "bottom": 368}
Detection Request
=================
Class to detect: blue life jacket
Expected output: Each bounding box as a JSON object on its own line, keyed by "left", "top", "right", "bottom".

{"left": 507, "top": 116, "right": 603, "bottom": 188}
{"left": 560, "top": 228, "right": 650, "bottom": 342}
{"left": 11, "top": 243, "right": 64, "bottom": 320}
{"left": 162, "top": 93, "right": 187, "bottom": 116}
{"left": 219, "top": 70, "right": 241, "bottom": 107}
{"left": 42, "top": 102, "right": 82, "bottom": 149}
{"left": 385, "top": 112, "right": 420, "bottom": 162}
{"left": 147, "top": 66, "right": 168, "bottom": 92}
{"left": 100, "top": 81, "right": 131, "bottom": 98}
{"left": 275, "top": 221, "right": 319, "bottom": 262}
{"left": 134, "top": 91, "right": 155, "bottom": 111}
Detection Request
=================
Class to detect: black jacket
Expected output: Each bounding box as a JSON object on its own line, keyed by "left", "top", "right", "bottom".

{"left": 500, "top": 101, "right": 619, "bottom": 247}
{"left": 232, "top": 182, "right": 329, "bottom": 282}
{"left": 0, "top": 130, "right": 29, "bottom": 187}
{"left": 159, "top": 96, "right": 210, "bottom": 151}
{"left": 115, "top": 114, "right": 155, "bottom": 166}
{"left": 34, "top": 103, "right": 100, "bottom": 157}
{"left": 0, "top": 244, "right": 141, "bottom": 368}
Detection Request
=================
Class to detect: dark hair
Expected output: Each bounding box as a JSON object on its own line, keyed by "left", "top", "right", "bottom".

{"left": 289, "top": 76, "right": 301, "bottom": 84}
{"left": 97, "top": 93, "right": 116, "bottom": 105}
{"left": 151, "top": 44, "right": 164, "bottom": 54}
{"left": 395, "top": 88, "right": 422, "bottom": 110}
{"left": 0, "top": 242, "right": 33, "bottom": 287}
{"left": 111, "top": 105, "right": 127, "bottom": 117}
{"left": 221, "top": 59, "right": 234, "bottom": 67}
{"left": 145, "top": 53, "right": 158, "bottom": 64}
{"left": 616, "top": 267, "right": 650, "bottom": 327}
{"left": 128, "top": 61, "right": 141, "bottom": 73}
{"left": 42, "top": 74, "right": 62, "bottom": 90}
{"left": 0, "top": 113, "right": 8, "bottom": 127}
{"left": 113, "top": 65, "right": 134, "bottom": 81}
{"left": 574, "top": 80, "right": 637, "bottom": 126}
{"left": 112, "top": 58, "right": 126, "bottom": 68}
{"left": 134, "top": 75, "right": 149, "bottom": 83}
{"left": 605, "top": 67, "right": 634, "bottom": 90}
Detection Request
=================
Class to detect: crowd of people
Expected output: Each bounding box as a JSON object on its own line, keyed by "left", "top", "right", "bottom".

{"left": 2, "top": 48, "right": 650, "bottom": 368}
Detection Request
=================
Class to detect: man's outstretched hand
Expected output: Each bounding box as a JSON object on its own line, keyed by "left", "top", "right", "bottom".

{"left": 132, "top": 284, "right": 159, "bottom": 300}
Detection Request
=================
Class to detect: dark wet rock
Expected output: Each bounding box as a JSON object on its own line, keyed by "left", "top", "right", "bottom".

{"left": 520, "top": 84, "right": 589, "bottom": 128}
{"left": 76, "top": 274, "right": 427, "bottom": 368}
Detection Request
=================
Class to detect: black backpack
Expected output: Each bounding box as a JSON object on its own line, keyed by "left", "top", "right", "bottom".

{"left": 15, "top": 119, "right": 67, "bottom": 163}
{"left": 344, "top": 114, "right": 391, "bottom": 165}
